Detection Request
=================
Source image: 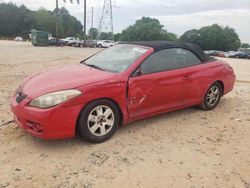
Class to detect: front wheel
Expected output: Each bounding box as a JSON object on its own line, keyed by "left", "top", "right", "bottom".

{"left": 199, "top": 82, "right": 222, "bottom": 111}
{"left": 77, "top": 99, "right": 120, "bottom": 143}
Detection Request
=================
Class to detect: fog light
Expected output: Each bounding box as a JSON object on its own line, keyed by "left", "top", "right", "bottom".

{"left": 26, "top": 121, "right": 43, "bottom": 133}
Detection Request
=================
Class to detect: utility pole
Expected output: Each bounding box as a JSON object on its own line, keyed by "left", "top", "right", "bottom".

{"left": 84, "top": 0, "right": 87, "bottom": 46}
{"left": 110, "top": 0, "right": 114, "bottom": 39}
{"left": 91, "top": 6, "right": 94, "bottom": 39}
{"left": 55, "top": 0, "right": 59, "bottom": 46}
{"left": 91, "top": 7, "right": 94, "bottom": 29}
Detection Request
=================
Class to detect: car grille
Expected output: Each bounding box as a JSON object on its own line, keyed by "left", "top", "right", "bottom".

{"left": 16, "top": 92, "right": 27, "bottom": 104}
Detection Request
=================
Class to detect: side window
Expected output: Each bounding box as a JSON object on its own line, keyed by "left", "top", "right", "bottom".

{"left": 141, "top": 48, "right": 185, "bottom": 74}
{"left": 183, "top": 49, "right": 201, "bottom": 66}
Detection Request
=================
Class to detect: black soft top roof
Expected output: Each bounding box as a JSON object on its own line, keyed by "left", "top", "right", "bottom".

{"left": 122, "top": 41, "right": 210, "bottom": 62}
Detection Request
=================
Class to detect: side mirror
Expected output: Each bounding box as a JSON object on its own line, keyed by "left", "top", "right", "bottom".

{"left": 80, "top": 59, "right": 87, "bottom": 64}
{"left": 133, "top": 68, "right": 143, "bottom": 77}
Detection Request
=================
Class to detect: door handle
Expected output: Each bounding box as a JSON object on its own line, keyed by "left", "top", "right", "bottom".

{"left": 183, "top": 75, "right": 192, "bottom": 80}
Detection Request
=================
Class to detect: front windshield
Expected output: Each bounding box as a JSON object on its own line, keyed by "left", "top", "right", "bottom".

{"left": 83, "top": 44, "right": 150, "bottom": 73}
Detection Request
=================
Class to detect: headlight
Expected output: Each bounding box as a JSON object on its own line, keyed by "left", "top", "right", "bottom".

{"left": 29, "top": 90, "right": 81, "bottom": 109}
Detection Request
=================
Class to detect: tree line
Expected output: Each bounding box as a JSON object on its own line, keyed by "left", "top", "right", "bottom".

{"left": 0, "top": 3, "right": 83, "bottom": 39}
{"left": 112, "top": 17, "right": 244, "bottom": 51}
{"left": 0, "top": 3, "right": 248, "bottom": 51}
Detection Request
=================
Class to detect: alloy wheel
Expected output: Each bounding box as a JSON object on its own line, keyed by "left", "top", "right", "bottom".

{"left": 87, "top": 105, "right": 115, "bottom": 137}
{"left": 206, "top": 86, "right": 220, "bottom": 107}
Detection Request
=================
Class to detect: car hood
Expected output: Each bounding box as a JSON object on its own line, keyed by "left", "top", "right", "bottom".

{"left": 21, "top": 64, "right": 117, "bottom": 99}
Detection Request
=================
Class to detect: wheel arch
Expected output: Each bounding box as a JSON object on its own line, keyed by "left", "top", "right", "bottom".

{"left": 75, "top": 97, "right": 124, "bottom": 134}
{"left": 215, "top": 80, "right": 224, "bottom": 95}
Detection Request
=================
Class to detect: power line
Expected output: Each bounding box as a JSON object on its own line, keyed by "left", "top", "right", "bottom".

{"left": 56, "top": 0, "right": 59, "bottom": 45}
{"left": 83, "top": 0, "right": 86, "bottom": 45}
{"left": 98, "top": 0, "right": 114, "bottom": 39}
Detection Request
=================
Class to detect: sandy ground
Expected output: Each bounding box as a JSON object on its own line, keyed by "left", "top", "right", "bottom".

{"left": 0, "top": 40, "right": 250, "bottom": 188}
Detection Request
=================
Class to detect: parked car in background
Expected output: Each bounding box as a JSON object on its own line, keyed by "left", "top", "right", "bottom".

{"left": 73, "top": 40, "right": 84, "bottom": 47}
{"left": 86, "top": 40, "right": 97, "bottom": 48}
{"left": 236, "top": 50, "right": 250, "bottom": 59}
{"left": 14, "top": 36, "right": 24, "bottom": 41}
{"left": 67, "top": 38, "right": 80, "bottom": 46}
{"left": 205, "top": 50, "right": 224, "bottom": 57}
{"left": 224, "top": 51, "right": 237, "bottom": 58}
{"left": 49, "top": 38, "right": 66, "bottom": 46}
{"left": 236, "top": 51, "right": 249, "bottom": 59}
{"left": 11, "top": 41, "right": 236, "bottom": 143}
{"left": 217, "top": 52, "right": 225, "bottom": 57}
{"left": 97, "top": 40, "right": 115, "bottom": 48}
{"left": 74, "top": 40, "right": 97, "bottom": 48}
{"left": 62, "top": 37, "right": 79, "bottom": 46}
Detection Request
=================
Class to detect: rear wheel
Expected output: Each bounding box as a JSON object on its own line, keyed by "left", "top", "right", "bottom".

{"left": 98, "top": 44, "right": 102, "bottom": 48}
{"left": 77, "top": 99, "right": 120, "bottom": 143}
{"left": 199, "top": 82, "right": 222, "bottom": 111}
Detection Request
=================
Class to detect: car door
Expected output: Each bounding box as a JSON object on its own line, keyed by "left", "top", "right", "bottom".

{"left": 181, "top": 49, "right": 217, "bottom": 104}
{"left": 127, "top": 48, "right": 190, "bottom": 118}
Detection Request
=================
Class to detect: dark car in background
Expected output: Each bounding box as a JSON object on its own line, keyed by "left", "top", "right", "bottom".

{"left": 236, "top": 51, "right": 249, "bottom": 59}
{"left": 49, "top": 38, "right": 66, "bottom": 46}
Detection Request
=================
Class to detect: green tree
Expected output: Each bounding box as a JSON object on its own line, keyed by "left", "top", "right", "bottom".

{"left": 58, "top": 7, "right": 83, "bottom": 37}
{"left": 0, "top": 3, "right": 33, "bottom": 39}
{"left": 179, "top": 29, "right": 200, "bottom": 44}
{"left": 114, "top": 33, "right": 122, "bottom": 41}
{"left": 0, "top": 3, "right": 83, "bottom": 39}
{"left": 241, "top": 43, "right": 250, "bottom": 48}
{"left": 99, "top": 32, "right": 114, "bottom": 40}
{"left": 88, "top": 28, "right": 98, "bottom": 39}
{"left": 33, "top": 8, "right": 57, "bottom": 36}
{"left": 180, "top": 24, "right": 241, "bottom": 51}
{"left": 119, "top": 17, "right": 177, "bottom": 41}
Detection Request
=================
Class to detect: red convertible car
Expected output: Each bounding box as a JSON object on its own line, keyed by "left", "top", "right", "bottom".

{"left": 11, "top": 41, "right": 236, "bottom": 142}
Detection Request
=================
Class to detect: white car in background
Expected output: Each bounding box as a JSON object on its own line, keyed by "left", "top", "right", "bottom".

{"left": 97, "top": 40, "right": 115, "bottom": 48}
{"left": 62, "top": 37, "right": 79, "bottom": 46}
{"left": 14, "top": 36, "right": 24, "bottom": 41}
{"left": 224, "top": 51, "right": 237, "bottom": 58}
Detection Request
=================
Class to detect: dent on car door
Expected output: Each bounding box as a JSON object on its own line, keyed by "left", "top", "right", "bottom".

{"left": 127, "top": 48, "right": 190, "bottom": 118}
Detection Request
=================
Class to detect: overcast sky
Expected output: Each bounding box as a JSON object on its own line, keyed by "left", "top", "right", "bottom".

{"left": 1, "top": 0, "right": 250, "bottom": 43}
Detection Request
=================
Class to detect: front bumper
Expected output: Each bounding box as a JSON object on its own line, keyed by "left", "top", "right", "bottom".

{"left": 11, "top": 96, "right": 82, "bottom": 140}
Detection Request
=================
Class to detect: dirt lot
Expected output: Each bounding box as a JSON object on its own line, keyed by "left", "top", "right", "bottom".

{"left": 0, "top": 40, "right": 250, "bottom": 188}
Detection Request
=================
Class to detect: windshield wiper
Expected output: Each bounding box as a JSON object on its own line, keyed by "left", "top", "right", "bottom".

{"left": 82, "top": 62, "right": 105, "bottom": 71}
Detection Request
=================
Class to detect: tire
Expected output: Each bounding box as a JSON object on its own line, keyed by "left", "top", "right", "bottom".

{"left": 199, "top": 82, "right": 222, "bottom": 111}
{"left": 77, "top": 99, "right": 120, "bottom": 143}
{"left": 98, "top": 44, "right": 102, "bottom": 48}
